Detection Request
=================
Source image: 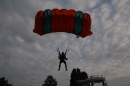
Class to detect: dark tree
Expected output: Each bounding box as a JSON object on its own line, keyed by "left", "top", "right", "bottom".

{"left": 81, "top": 71, "right": 88, "bottom": 80}
{"left": 77, "top": 68, "right": 81, "bottom": 80}
{"left": 70, "top": 68, "right": 77, "bottom": 86}
{"left": 0, "top": 77, "right": 13, "bottom": 86}
{"left": 42, "top": 75, "right": 57, "bottom": 86}
{"left": 70, "top": 68, "right": 88, "bottom": 86}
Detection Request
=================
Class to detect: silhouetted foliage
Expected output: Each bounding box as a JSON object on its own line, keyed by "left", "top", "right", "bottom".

{"left": 42, "top": 75, "right": 57, "bottom": 86}
{"left": 70, "top": 68, "right": 88, "bottom": 86}
{"left": 0, "top": 77, "right": 13, "bottom": 86}
{"left": 81, "top": 71, "right": 88, "bottom": 80}
{"left": 70, "top": 68, "right": 77, "bottom": 86}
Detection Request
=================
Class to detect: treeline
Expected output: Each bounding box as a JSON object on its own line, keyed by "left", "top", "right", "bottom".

{"left": 42, "top": 68, "right": 89, "bottom": 86}
{"left": 1, "top": 68, "right": 89, "bottom": 86}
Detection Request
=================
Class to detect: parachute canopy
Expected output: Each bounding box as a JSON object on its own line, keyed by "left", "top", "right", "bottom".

{"left": 33, "top": 8, "right": 92, "bottom": 38}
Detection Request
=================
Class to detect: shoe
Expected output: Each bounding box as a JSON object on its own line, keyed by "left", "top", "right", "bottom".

{"left": 58, "top": 69, "right": 60, "bottom": 71}
{"left": 66, "top": 69, "right": 68, "bottom": 71}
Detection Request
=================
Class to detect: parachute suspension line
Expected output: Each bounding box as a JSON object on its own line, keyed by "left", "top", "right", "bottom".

{"left": 48, "top": 35, "right": 58, "bottom": 49}
{"left": 65, "top": 33, "right": 71, "bottom": 50}
{"left": 66, "top": 33, "right": 75, "bottom": 50}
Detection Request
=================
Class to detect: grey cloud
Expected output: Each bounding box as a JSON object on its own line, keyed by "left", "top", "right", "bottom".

{"left": 0, "top": 0, "right": 130, "bottom": 86}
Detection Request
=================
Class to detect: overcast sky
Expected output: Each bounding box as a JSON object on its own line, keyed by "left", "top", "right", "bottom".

{"left": 0, "top": 0, "right": 130, "bottom": 86}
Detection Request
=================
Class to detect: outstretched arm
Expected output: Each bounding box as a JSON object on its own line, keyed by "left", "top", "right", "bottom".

{"left": 57, "top": 47, "right": 60, "bottom": 54}
{"left": 65, "top": 47, "right": 69, "bottom": 56}
{"left": 57, "top": 47, "right": 60, "bottom": 59}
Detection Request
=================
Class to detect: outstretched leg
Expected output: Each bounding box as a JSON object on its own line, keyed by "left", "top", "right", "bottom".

{"left": 63, "top": 61, "right": 67, "bottom": 71}
{"left": 58, "top": 61, "right": 62, "bottom": 71}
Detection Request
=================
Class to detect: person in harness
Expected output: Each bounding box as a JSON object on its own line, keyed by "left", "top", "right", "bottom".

{"left": 57, "top": 47, "right": 69, "bottom": 71}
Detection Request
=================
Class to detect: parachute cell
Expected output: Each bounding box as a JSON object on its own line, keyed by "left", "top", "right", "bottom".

{"left": 44, "top": 9, "right": 52, "bottom": 33}
{"left": 33, "top": 11, "right": 45, "bottom": 36}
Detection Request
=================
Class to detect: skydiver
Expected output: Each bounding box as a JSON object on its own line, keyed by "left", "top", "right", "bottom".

{"left": 57, "top": 47, "right": 69, "bottom": 71}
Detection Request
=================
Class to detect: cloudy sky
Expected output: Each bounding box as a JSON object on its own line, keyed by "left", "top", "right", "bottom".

{"left": 0, "top": 0, "right": 130, "bottom": 86}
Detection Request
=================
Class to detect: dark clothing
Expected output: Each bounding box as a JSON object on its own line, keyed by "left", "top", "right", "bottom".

{"left": 58, "top": 53, "right": 68, "bottom": 71}
{"left": 59, "top": 54, "right": 67, "bottom": 61}
{"left": 58, "top": 60, "right": 67, "bottom": 70}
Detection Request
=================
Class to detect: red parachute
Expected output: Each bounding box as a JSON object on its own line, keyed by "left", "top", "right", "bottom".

{"left": 33, "top": 8, "right": 92, "bottom": 38}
